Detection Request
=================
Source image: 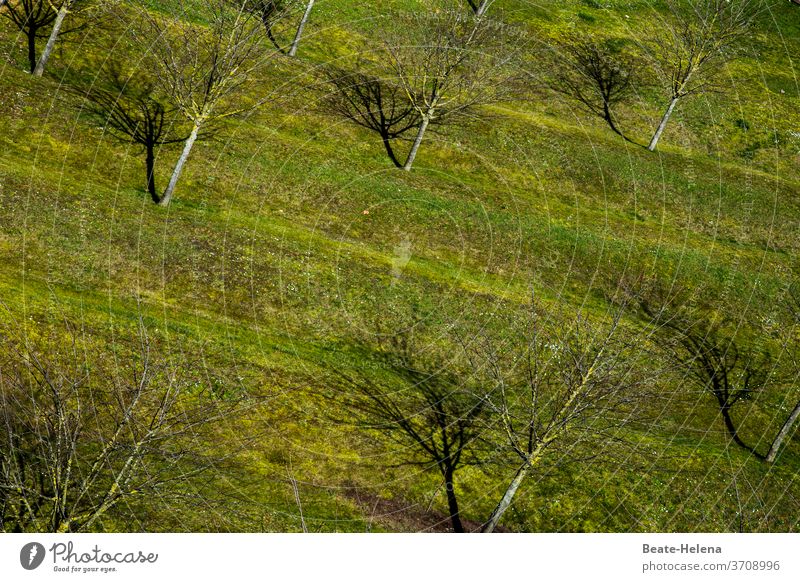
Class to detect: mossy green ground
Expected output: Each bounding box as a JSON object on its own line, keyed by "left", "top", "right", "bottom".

{"left": 1, "top": 0, "right": 799, "bottom": 531}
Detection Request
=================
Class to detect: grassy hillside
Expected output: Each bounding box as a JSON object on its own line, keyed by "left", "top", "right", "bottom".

{"left": 1, "top": 0, "right": 799, "bottom": 532}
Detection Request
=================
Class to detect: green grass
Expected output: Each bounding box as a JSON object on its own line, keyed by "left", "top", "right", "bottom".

{"left": 1, "top": 0, "right": 799, "bottom": 532}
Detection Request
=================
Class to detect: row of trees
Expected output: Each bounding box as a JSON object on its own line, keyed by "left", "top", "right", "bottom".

{"left": 2, "top": 278, "right": 798, "bottom": 533}
{"left": 0, "top": 0, "right": 317, "bottom": 74}
{"left": 324, "top": 0, "right": 763, "bottom": 168}
{"left": 2, "top": 0, "right": 318, "bottom": 205}
{"left": 331, "top": 278, "right": 800, "bottom": 532}
{"left": 2, "top": 0, "right": 764, "bottom": 207}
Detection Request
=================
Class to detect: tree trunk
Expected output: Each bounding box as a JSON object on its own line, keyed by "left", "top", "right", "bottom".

{"left": 443, "top": 466, "right": 464, "bottom": 533}
{"left": 34, "top": 2, "right": 69, "bottom": 77}
{"left": 647, "top": 97, "right": 679, "bottom": 152}
{"left": 160, "top": 123, "right": 200, "bottom": 207}
{"left": 288, "top": 0, "right": 314, "bottom": 57}
{"left": 145, "top": 143, "right": 159, "bottom": 203}
{"left": 482, "top": 463, "right": 529, "bottom": 533}
{"left": 766, "top": 400, "right": 800, "bottom": 463}
{"left": 27, "top": 27, "right": 38, "bottom": 73}
{"left": 403, "top": 116, "right": 430, "bottom": 171}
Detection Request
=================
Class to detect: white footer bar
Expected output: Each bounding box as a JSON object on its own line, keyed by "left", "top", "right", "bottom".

{"left": 1, "top": 533, "right": 797, "bottom": 581}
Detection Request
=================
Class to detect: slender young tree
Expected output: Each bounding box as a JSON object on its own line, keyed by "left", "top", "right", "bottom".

{"left": 0, "top": 330, "right": 242, "bottom": 533}
{"left": 384, "top": 9, "right": 516, "bottom": 170}
{"left": 643, "top": 0, "right": 758, "bottom": 151}
{"left": 75, "top": 64, "right": 190, "bottom": 203}
{"left": 465, "top": 304, "right": 642, "bottom": 533}
{"left": 138, "top": 0, "right": 267, "bottom": 207}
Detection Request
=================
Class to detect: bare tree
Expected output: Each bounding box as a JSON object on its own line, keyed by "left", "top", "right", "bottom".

{"left": 332, "top": 330, "right": 491, "bottom": 533}
{"left": 633, "top": 282, "right": 770, "bottom": 458}
{"left": 0, "top": 330, "right": 242, "bottom": 533}
{"left": 384, "top": 9, "right": 517, "bottom": 170}
{"left": 74, "top": 63, "right": 190, "bottom": 203}
{"left": 553, "top": 36, "right": 639, "bottom": 143}
{"left": 2, "top": 0, "right": 59, "bottom": 73}
{"left": 642, "top": 0, "right": 758, "bottom": 151}
{"left": 137, "top": 0, "right": 267, "bottom": 207}
{"left": 466, "top": 303, "right": 642, "bottom": 533}
{"left": 322, "top": 65, "right": 422, "bottom": 168}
